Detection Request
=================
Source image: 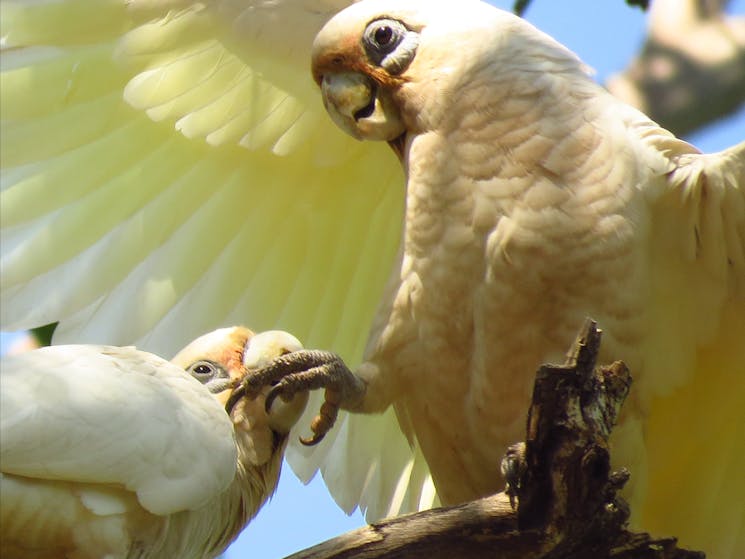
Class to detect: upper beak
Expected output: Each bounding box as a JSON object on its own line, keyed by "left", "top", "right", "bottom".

{"left": 321, "top": 72, "right": 376, "bottom": 139}
{"left": 242, "top": 330, "right": 303, "bottom": 369}
{"left": 320, "top": 72, "right": 405, "bottom": 142}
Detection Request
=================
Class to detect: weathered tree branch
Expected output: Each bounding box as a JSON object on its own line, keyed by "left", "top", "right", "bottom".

{"left": 608, "top": 0, "right": 745, "bottom": 136}
{"left": 513, "top": 0, "right": 745, "bottom": 136}
{"left": 282, "top": 320, "right": 703, "bottom": 559}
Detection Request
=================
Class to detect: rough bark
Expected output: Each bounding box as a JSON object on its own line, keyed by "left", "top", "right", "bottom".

{"left": 607, "top": 0, "right": 745, "bottom": 136}
{"left": 513, "top": 0, "right": 745, "bottom": 136}
{"left": 282, "top": 320, "right": 703, "bottom": 559}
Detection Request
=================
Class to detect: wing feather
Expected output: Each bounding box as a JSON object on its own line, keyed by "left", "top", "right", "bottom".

{"left": 615, "top": 130, "right": 745, "bottom": 554}
{"left": 672, "top": 142, "right": 745, "bottom": 284}
{"left": 0, "top": 345, "right": 236, "bottom": 516}
{"left": 0, "top": 0, "right": 422, "bottom": 524}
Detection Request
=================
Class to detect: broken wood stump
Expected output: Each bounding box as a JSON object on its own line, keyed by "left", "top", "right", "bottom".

{"left": 283, "top": 319, "right": 703, "bottom": 559}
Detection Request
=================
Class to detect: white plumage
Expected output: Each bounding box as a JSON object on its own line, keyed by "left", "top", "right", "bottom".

{"left": 1, "top": 0, "right": 425, "bottom": 524}
{"left": 1, "top": 1, "right": 744, "bottom": 558}
{"left": 309, "top": 1, "right": 745, "bottom": 557}
{"left": 0, "top": 327, "right": 307, "bottom": 558}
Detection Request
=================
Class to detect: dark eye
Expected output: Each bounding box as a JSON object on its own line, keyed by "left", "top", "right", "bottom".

{"left": 187, "top": 360, "right": 219, "bottom": 382}
{"left": 363, "top": 18, "right": 407, "bottom": 58}
{"left": 373, "top": 25, "right": 394, "bottom": 47}
{"left": 193, "top": 364, "right": 213, "bottom": 375}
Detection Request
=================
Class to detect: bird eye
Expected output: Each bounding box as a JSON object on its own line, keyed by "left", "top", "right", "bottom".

{"left": 193, "top": 364, "right": 213, "bottom": 376}
{"left": 374, "top": 25, "right": 394, "bottom": 47}
{"left": 364, "top": 18, "right": 406, "bottom": 57}
{"left": 187, "top": 360, "right": 220, "bottom": 383}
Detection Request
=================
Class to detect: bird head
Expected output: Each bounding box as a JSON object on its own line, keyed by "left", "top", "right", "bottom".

{"left": 311, "top": 0, "right": 588, "bottom": 160}
{"left": 169, "top": 327, "right": 309, "bottom": 541}
{"left": 171, "top": 327, "right": 309, "bottom": 460}
{"left": 311, "top": 0, "right": 513, "bottom": 157}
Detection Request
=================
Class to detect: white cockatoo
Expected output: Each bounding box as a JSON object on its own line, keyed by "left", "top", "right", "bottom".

{"left": 0, "top": 327, "right": 308, "bottom": 558}
{"left": 292, "top": 0, "right": 744, "bottom": 556}
{"left": 2, "top": 1, "right": 744, "bottom": 558}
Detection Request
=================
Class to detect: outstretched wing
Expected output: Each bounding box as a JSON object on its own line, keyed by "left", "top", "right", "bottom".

{"left": 0, "top": 344, "right": 236, "bottom": 515}
{"left": 633, "top": 138, "right": 745, "bottom": 554}
{"left": 0, "top": 0, "right": 426, "bottom": 520}
{"left": 0, "top": 0, "right": 401, "bottom": 357}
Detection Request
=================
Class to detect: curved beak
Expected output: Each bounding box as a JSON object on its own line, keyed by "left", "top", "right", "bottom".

{"left": 242, "top": 331, "right": 309, "bottom": 435}
{"left": 321, "top": 72, "right": 405, "bottom": 142}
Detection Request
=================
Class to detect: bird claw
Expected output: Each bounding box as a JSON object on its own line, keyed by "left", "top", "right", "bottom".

{"left": 227, "top": 349, "right": 365, "bottom": 446}
{"left": 501, "top": 441, "right": 527, "bottom": 510}
{"left": 297, "top": 391, "right": 344, "bottom": 445}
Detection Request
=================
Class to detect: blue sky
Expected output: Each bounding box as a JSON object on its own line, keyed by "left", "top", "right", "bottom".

{"left": 1, "top": 1, "right": 743, "bottom": 558}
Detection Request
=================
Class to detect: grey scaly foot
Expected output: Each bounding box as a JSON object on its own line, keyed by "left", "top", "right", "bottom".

{"left": 226, "top": 350, "right": 366, "bottom": 445}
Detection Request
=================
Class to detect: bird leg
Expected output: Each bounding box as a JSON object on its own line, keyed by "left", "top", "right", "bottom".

{"left": 226, "top": 350, "right": 366, "bottom": 445}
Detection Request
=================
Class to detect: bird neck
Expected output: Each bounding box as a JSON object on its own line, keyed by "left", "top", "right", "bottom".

{"left": 233, "top": 434, "right": 287, "bottom": 524}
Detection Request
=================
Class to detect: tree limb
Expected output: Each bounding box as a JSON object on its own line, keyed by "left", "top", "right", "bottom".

{"left": 608, "top": 0, "right": 745, "bottom": 136}
{"left": 281, "top": 320, "right": 703, "bottom": 559}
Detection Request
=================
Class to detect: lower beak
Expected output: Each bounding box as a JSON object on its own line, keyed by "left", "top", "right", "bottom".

{"left": 321, "top": 72, "right": 405, "bottom": 142}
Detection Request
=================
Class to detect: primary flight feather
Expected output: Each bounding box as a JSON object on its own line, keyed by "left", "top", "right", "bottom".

{"left": 0, "top": 0, "right": 428, "bottom": 522}
{"left": 0, "top": 327, "right": 308, "bottom": 558}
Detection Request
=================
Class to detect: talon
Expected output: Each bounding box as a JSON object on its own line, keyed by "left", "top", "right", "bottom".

{"left": 226, "top": 374, "right": 266, "bottom": 414}
{"left": 300, "top": 432, "right": 326, "bottom": 446}
{"left": 324, "top": 388, "right": 342, "bottom": 406}
{"left": 225, "top": 382, "right": 247, "bottom": 414}
{"left": 265, "top": 384, "right": 283, "bottom": 413}
{"left": 299, "top": 397, "right": 340, "bottom": 446}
